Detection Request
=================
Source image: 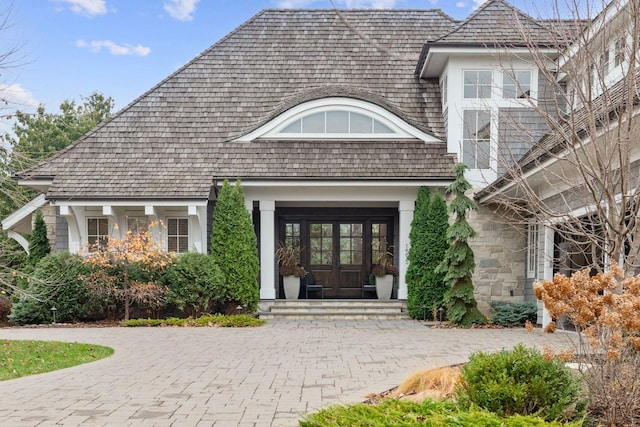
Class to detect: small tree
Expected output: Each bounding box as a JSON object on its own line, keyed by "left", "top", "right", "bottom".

{"left": 83, "top": 227, "right": 172, "bottom": 321}
{"left": 437, "top": 163, "right": 485, "bottom": 327}
{"left": 210, "top": 180, "right": 259, "bottom": 312}
{"left": 27, "top": 210, "right": 50, "bottom": 267}
{"left": 406, "top": 187, "right": 449, "bottom": 320}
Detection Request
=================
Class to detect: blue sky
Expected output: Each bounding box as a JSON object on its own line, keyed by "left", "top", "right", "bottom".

{"left": 0, "top": 0, "right": 552, "bottom": 134}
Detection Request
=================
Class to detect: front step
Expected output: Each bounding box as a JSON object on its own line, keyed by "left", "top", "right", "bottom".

{"left": 258, "top": 299, "right": 409, "bottom": 320}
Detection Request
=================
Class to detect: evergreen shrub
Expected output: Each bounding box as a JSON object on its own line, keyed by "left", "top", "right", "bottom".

{"left": 458, "top": 344, "right": 584, "bottom": 421}
{"left": 490, "top": 301, "right": 537, "bottom": 327}
{"left": 9, "top": 252, "right": 94, "bottom": 324}
{"left": 165, "top": 252, "right": 226, "bottom": 317}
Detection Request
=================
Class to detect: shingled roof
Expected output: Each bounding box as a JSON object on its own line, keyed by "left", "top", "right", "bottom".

{"left": 18, "top": 9, "right": 459, "bottom": 201}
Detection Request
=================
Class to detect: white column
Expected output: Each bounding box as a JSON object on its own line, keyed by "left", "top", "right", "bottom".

{"left": 259, "top": 200, "right": 276, "bottom": 299}
{"left": 541, "top": 225, "right": 554, "bottom": 328}
{"left": 397, "top": 200, "right": 414, "bottom": 300}
{"left": 60, "top": 205, "right": 83, "bottom": 254}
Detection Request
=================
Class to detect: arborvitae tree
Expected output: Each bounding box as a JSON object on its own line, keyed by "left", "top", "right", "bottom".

{"left": 27, "top": 210, "right": 50, "bottom": 267}
{"left": 210, "top": 180, "right": 259, "bottom": 312}
{"left": 406, "top": 187, "right": 449, "bottom": 320}
{"left": 436, "top": 163, "right": 485, "bottom": 327}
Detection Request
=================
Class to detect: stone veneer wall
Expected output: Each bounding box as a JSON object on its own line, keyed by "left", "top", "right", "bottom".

{"left": 467, "top": 201, "right": 527, "bottom": 315}
{"left": 39, "top": 203, "right": 58, "bottom": 253}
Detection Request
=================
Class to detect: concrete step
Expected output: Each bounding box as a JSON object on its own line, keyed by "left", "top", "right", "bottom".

{"left": 258, "top": 299, "right": 410, "bottom": 320}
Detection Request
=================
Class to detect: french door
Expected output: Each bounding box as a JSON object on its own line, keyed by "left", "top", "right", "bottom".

{"left": 278, "top": 209, "right": 394, "bottom": 298}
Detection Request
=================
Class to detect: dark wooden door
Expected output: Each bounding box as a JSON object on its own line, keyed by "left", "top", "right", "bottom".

{"left": 309, "top": 222, "right": 366, "bottom": 298}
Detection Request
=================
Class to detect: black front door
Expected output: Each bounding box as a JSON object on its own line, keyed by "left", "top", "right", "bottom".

{"left": 278, "top": 208, "right": 395, "bottom": 299}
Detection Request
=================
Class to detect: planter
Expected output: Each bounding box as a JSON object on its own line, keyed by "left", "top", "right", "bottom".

{"left": 283, "top": 275, "right": 301, "bottom": 300}
{"left": 375, "top": 274, "right": 393, "bottom": 300}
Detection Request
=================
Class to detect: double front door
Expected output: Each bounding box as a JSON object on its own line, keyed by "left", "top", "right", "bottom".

{"left": 279, "top": 210, "right": 394, "bottom": 298}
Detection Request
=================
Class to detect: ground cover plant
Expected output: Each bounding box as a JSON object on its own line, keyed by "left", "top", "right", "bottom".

{"left": 489, "top": 301, "right": 537, "bottom": 327}
{"left": 121, "top": 314, "right": 264, "bottom": 327}
{"left": 299, "top": 398, "right": 585, "bottom": 427}
{"left": 0, "top": 340, "right": 113, "bottom": 380}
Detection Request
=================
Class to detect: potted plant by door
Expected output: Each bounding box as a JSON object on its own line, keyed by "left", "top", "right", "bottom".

{"left": 275, "top": 243, "right": 306, "bottom": 300}
{"left": 372, "top": 242, "right": 398, "bottom": 300}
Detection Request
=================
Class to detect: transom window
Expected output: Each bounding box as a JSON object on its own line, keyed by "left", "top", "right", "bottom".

{"left": 503, "top": 70, "right": 531, "bottom": 99}
{"left": 278, "top": 110, "right": 396, "bottom": 135}
{"left": 464, "top": 70, "right": 492, "bottom": 99}
{"left": 463, "top": 110, "right": 491, "bottom": 169}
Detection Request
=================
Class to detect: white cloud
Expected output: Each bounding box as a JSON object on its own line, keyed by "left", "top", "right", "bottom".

{"left": 472, "top": 0, "right": 487, "bottom": 9}
{"left": 75, "top": 40, "right": 151, "bottom": 56}
{"left": 164, "top": 0, "right": 200, "bottom": 21}
{"left": 456, "top": 1, "right": 466, "bottom": 8}
{"left": 0, "top": 84, "right": 40, "bottom": 140}
{"left": 54, "top": 0, "right": 107, "bottom": 17}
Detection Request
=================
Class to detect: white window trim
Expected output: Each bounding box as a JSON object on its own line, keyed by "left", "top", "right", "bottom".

{"left": 235, "top": 97, "right": 441, "bottom": 143}
{"left": 166, "top": 217, "right": 189, "bottom": 254}
{"left": 527, "top": 222, "right": 538, "bottom": 278}
{"left": 87, "top": 217, "right": 109, "bottom": 251}
{"left": 462, "top": 109, "right": 493, "bottom": 170}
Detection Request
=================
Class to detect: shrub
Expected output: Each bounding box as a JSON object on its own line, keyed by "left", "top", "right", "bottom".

{"left": 0, "top": 295, "right": 11, "bottom": 322}
{"left": 300, "top": 398, "right": 585, "bottom": 427}
{"left": 165, "top": 252, "right": 226, "bottom": 317}
{"left": 458, "top": 344, "right": 583, "bottom": 421}
{"left": 121, "top": 314, "right": 265, "bottom": 327}
{"left": 210, "top": 180, "right": 259, "bottom": 312}
{"left": 27, "top": 210, "right": 50, "bottom": 267}
{"left": 490, "top": 301, "right": 537, "bottom": 327}
{"left": 9, "top": 252, "right": 95, "bottom": 325}
{"left": 407, "top": 187, "right": 449, "bottom": 320}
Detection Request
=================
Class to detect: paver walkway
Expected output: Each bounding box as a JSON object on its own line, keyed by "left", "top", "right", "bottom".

{"left": 0, "top": 320, "right": 576, "bottom": 426}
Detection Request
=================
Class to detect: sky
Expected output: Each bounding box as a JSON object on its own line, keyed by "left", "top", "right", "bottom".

{"left": 0, "top": 0, "right": 555, "bottom": 136}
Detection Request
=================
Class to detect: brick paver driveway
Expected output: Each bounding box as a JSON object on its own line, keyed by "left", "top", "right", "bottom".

{"left": 0, "top": 320, "right": 575, "bottom": 426}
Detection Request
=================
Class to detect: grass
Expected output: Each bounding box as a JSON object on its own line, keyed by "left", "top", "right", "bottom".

{"left": 389, "top": 366, "right": 462, "bottom": 400}
{"left": 299, "top": 398, "right": 585, "bottom": 427}
{"left": 121, "top": 314, "right": 265, "bottom": 327}
{"left": 0, "top": 340, "right": 114, "bottom": 381}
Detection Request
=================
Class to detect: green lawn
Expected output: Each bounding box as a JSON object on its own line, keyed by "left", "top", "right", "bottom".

{"left": 0, "top": 340, "right": 114, "bottom": 381}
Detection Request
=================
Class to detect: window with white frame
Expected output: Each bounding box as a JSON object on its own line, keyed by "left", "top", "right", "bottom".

{"left": 463, "top": 70, "right": 492, "bottom": 99}
{"left": 599, "top": 49, "right": 610, "bottom": 77}
{"left": 88, "top": 217, "right": 109, "bottom": 250}
{"left": 462, "top": 110, "right": 491, "bottom": 169}
{"left": 440, "top": 74, "right": 448, "bottom": 107}
{"left": 278, "top": 110, "right": 396, "bottom": 135}
{"left": 614, "top": 37, "right": 626, "bottom": 66}
{"left": 527, "top": 223, "right": 538, "bottom": 278}
{"left": 503, "top": 70, "right": 531, "bottom": 99}
{"left": 167, "top": 218, "right": 188, "bottom": 253}
{"left": 127, "top": 217, "right": 149, "bottom": 234}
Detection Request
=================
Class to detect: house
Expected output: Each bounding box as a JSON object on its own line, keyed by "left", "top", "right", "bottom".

{"left": 4, "top": 0, "right": 634, "bottom": 320}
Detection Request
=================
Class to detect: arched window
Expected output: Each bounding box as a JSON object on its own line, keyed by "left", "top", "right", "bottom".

{"left": 278, "top": 110, "right": 395, "bottom": 135}
{"left": 235, "top": 97, "right": 440, "bottom": 142}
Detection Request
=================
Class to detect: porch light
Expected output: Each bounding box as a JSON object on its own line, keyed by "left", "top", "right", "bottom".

{"left": 51, "top": 306, "right": 57, "bottom": 324}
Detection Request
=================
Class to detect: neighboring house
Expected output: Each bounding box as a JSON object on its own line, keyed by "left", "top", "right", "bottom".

{"left": 3, "top": 0, "right": 632, "bottom": 319}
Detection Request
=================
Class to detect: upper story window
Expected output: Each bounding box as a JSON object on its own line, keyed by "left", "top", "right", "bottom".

{"left": 599, "top": 49, "right": 610, "bottom": 77}
{"left": 278, "top": 110, "right": 395, "bottom": 135}
{"left": 463, "top": 70, "right": 492, "bottom": 99}
{"left": 462, "top": 110, "right": 491, "bottom": 169}
{"left": 440, "top": 74, "right": 448, "bottom": 108}
{"left": 614, "top": 37, "right": 626, "bottom": 66}
{"left": 503, "top": 70, "right": 531, "bottom": 99}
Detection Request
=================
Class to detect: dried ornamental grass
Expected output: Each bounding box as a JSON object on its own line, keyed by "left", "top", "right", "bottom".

{"left": 389, "top": 366, "right": 462, "bottom": 401}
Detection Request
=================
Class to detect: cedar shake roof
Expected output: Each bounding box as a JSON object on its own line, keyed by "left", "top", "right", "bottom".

{"left": 18, "top": 9, "right": 459, "bottom": 200}
{"left": 432, "top": 0, "right": 559, "bottom": 46}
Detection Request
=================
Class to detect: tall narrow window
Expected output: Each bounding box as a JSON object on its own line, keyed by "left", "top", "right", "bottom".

{"left": 463, "top": 70, "right": 492, "bottom": 99}
{"left": 527, "top": 223, "right": 538, "bottom": 278}
{"left": 284, "top": 222, "right": 302, "bottom": 263}
{"left": 87, "top": 217, "right": 109, "bottom": 250}
{"left": 440, "top": 74, "right": 448, "bottom": 107}
{"left": 462, "top": 110, "right": 491, "bottom": 169}
{"left": 371, "top": 223, "right": 388, "bottom": 264}
{"left": 599, "top": 49, "right": 610, "bottom": 77}
{"left": 167, "top": 218, "right": 189, "bottom": 253}
{"left": 503, "top": 70, "right": 531, "bottom": 99}
{"left": 614, "top": 37, "right": 626, "bottom": 66}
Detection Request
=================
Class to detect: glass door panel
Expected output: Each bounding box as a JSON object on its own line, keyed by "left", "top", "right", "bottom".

{"left": 310, "top": 223, "right": 333, "bottom": 265}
